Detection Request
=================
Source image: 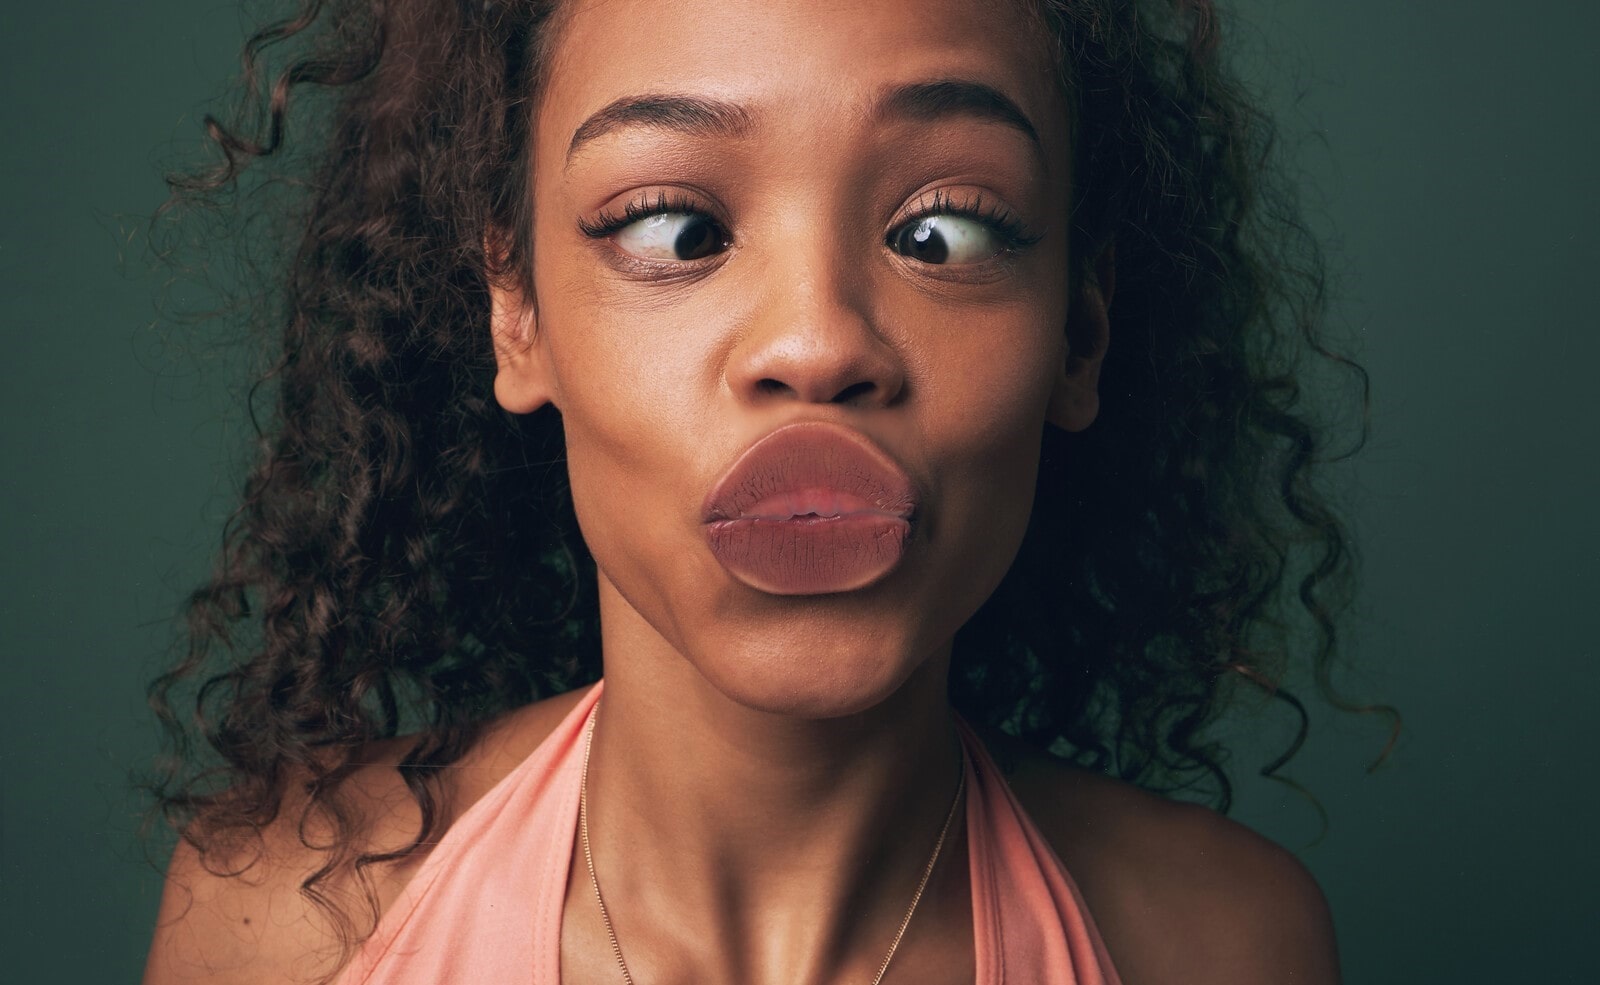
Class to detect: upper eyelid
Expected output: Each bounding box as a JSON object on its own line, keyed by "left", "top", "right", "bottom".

{"left": 577, "top": 190, "right": 724, "bottom": 238}
{"left": 894, "top": 191, "right": 1042, "bottom": 248}
{"left": 899, "top": 189, "right": 1015, "bottom": 224}
{"left": 579, "top": 187, "right": 1036, "bottom": 244}
{"left": 588, "top": 192, "right": 1024, "bottom": 225}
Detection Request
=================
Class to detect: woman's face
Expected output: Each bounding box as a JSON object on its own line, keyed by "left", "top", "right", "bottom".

{"left": 493, "top": 0, "right": 1105, "bottom": 718}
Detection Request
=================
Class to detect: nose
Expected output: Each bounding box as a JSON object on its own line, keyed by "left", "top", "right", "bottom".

{"left": 723, "top": 259, "right": 906, "bottom": 409}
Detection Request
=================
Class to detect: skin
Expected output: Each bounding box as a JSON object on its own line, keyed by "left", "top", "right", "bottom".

{"left": 143, "top": 2, "right": 1340, "bottom": 984}
{"left": 505, "top": 1, "right": 1088, "bottom": 981}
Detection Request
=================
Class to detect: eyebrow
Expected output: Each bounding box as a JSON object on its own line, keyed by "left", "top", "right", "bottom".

{"left": 874, "top": 79, "right": 1043, "bottom": 152}
{"left": 567, "top": 94, "right": 754, "bottom": 162}
{"left": 564, "top": 78, "right": 1043, "bottom": 165}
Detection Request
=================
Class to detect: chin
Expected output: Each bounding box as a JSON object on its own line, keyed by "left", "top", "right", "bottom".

{"left": 689, "top": 616, "right": 937, "bottom": 721}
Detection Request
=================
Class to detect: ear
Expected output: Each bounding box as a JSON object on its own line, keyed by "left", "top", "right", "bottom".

{"left": 1046, "top": 243, "right": 1114, "bottom": 432}
{"left": 488, "top": 267, "right": 555, "bottom": 415}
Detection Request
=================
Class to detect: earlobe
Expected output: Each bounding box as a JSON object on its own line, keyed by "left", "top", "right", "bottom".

{"left": 1047, "top": 244, "right": 1115, "bottom": 433}
{"left": 489, "top": 272, "right": 555, "bottom": 415}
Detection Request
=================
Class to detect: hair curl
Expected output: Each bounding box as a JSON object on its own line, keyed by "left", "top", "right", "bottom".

{"left": 147, "top": 0, "right": 1387, "bottom": 962}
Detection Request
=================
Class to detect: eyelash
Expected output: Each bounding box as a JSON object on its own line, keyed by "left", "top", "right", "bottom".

{"left": 576, "top": 189, "right": 1042, "bottom": 253}
{"left": 577, "top": 191, "right": 707, "bottom": 239}
{"left": 901, "top": 189, "right": 1042, "bottom": 253}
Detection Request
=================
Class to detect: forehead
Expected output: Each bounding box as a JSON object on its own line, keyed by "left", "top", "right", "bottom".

{"left": 537, "top": 0, "right": 1064, "bottom": 158}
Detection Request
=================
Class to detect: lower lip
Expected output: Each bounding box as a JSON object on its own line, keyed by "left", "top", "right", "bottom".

{"left": 705, "top": 513, "right": 911, "bottom": 595}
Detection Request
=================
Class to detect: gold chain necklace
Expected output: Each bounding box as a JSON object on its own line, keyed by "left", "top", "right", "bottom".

{"left": 577, "top": 703, "right": 967, "bottom": 985}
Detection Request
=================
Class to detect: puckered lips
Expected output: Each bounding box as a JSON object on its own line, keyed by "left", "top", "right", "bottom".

{"left": 701, "top": 421, "right": 917, "bottom": 596}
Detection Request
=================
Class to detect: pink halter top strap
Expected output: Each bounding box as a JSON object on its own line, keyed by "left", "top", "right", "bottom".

{"left": 337, "top": 682, "right": 1120, "bottom": 984}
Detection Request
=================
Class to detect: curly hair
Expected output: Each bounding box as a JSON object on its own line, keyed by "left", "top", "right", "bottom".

{"left": 147, "top": 0, "right": 1385, "bottom": 958}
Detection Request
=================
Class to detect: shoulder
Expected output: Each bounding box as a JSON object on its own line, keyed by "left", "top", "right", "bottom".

{"left": 983, "top": 730, "right": 1339, "bottom": 985}
{"left": 142, "top": 686, "right": 593, "bottom": 985}
{"left": 142, "top": 811, "right": 349, "bottom": 985}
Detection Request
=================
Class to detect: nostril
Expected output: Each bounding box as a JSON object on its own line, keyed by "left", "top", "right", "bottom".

{"left": 831, "top": 381, "right": 877, "bottom": 405}
{"left": 756, "top": 378, "right": 792, "bottom": 397}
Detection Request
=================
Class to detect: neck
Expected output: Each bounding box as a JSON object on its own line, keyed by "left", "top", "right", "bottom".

{"left": 580, "top": 577, "right": 968, "bottom": 984}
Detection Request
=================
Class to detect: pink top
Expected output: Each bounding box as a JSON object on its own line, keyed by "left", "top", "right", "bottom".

{"left": 336, "top": 683, "right": 1121, "bottom": 984}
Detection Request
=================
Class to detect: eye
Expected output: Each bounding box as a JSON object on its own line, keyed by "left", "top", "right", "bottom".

{"left": 888, "top": 215, "right": 1005, "bottom": 265}
{"left": 613, "top": 211, "right": 727, "bottom": 261}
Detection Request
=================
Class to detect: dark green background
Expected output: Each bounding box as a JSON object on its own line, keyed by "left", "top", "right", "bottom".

{"left": 3, "top": 2, "right": 1595, "bottom": 981}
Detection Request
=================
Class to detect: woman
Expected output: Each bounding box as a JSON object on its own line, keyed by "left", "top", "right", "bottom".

{"left": 144, "top": 0, "right": 1359, "bottom": 982}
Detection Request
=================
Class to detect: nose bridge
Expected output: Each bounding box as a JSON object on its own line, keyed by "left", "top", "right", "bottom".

{"left": 727, "top": 219, "right": 904, "bottom": 407}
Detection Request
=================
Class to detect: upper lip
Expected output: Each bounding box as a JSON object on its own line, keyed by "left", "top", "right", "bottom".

{"left": 701, "top": 422, "right": 917, "bottom": 524}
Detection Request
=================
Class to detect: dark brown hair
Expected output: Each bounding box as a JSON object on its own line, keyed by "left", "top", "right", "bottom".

{"left": 148, "top": 0, "right": 1386, "bottom": 960}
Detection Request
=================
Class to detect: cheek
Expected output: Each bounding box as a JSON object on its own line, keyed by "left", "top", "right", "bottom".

{"left": 543, "top": 271, "right": 711, "bottom": 485}
{"left": 913, "top": 312, "right": 1064, "bottom": 585}
{"left": 922, "top": 311, "right": 1062, "bottom": 474}
{"left": 537, "top": 287, "right": 727, "bottom": 631}
{"left": 550, "top": 327, "right": 700, "bottom": 533}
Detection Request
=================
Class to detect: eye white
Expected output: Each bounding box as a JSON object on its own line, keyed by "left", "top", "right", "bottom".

{"left": 893, "top": 215, "right": 1004, "bottom": 264}
{"left": 613, "top": 212, "right": 715, "bottom": 260}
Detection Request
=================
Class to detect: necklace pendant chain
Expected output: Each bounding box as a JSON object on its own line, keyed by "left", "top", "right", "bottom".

{"left": 577, "top": 702, "right": 967, "bottom": 985}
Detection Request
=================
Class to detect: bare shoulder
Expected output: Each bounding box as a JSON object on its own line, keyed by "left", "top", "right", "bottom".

{"left": 142, "top": 686, "right": 593, "bottom": 985}
{"left": 142, "top": 805, "right": 356, "bottom": 985}
{"left": 982, "top": 730, "right": 1339, "bottom": 985}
